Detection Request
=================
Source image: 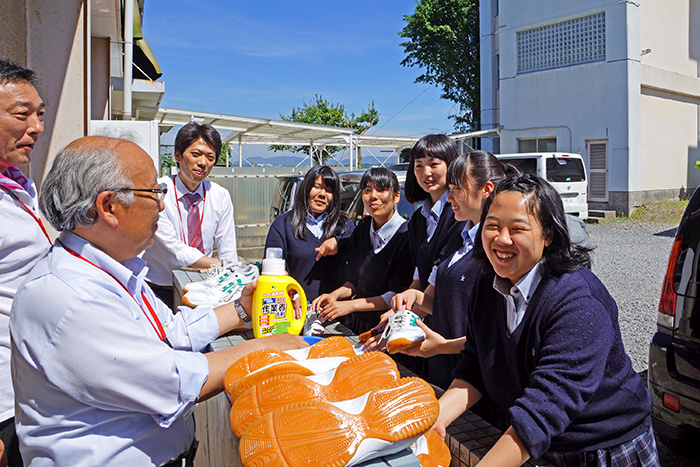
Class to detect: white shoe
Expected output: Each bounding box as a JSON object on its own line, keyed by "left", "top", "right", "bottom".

{"left": 182, "top": 263, "right": 259, "bottom": 293}
{"left": 182, "top": 265, "right": 259, "bottom": 307}
{"left": 303, "top": 310, "right": 325, "bottom": 336}
{"left": 380, "top": 310, "right": 426, "bottom": 354}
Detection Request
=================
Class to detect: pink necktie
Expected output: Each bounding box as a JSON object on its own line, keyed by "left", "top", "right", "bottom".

{"left": 182, "top": 193, "right": 204, "bottom": 253}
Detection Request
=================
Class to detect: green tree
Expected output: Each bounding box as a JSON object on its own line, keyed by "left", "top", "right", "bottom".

{"left": 216, "top": 142, "right": 228, "bottom": 166}
{"left": 399, "top": 0, "right": 480, "bottom": 131}
{"left": 160, "top": 145, "right": 176, "bottom": 170}
{"left": 270, "top": 94, "right": 379, "bottom": 164}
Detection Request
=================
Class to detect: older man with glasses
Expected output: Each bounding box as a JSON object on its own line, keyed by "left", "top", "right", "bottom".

{"left": 9, "top": 135, "right": 305, "bottom": 466}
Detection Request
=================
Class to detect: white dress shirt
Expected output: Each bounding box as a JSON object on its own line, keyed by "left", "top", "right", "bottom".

{"left": 143, "top": 174, "right": 239, "bottom": 286}
{"left": 10, "top": 231, "right": 220, "bottom": 466}
{"left": 492, "top": 262, "right": 543, "bottom": 334}
{"left": 414, "top": 191, "right": 450, "bottom": 281}
{"left": 428, "top": 221, "right": 478, "bottom": 286}
{"left": 0, "top": 177, "right": 51, "bottom": 422}
{"left": 369, "top": 211, "right": 407, "bottom": 306}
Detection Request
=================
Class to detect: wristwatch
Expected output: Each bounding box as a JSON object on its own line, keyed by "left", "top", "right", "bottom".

{"left": 234, "top": 299, "right": 251, "bottom": 322}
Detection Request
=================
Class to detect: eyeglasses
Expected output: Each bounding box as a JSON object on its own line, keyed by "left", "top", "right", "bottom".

{"left": 111, "top": 183, "right": 168, "bottom": 200}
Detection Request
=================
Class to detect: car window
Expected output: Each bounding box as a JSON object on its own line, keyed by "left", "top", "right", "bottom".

{"left": 501, "top": 158, "right": 538, "bottom": 176}
{"left": 546, "top": 157, "right": 586, "bottom": 182}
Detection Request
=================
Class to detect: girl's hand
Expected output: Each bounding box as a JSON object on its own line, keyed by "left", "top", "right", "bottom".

{"left": 391, "top": 289, "right": 421, "bottom": 311}
{"left": 311, "top": 293, "right": 334, "bottom": 313}
{"left": 315, "top": 237, "right": 338, "bottom": 261}
{"left": 318, "top": 299, "right": 355, "bottom": 322}
{"left": 361, "top": 309, "right": 395, "bottom": 351}
{"left": 400, "top": 320, "right": 448, "bottom": 358}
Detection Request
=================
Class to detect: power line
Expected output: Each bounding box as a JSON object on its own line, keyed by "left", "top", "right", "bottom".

{"left": 368, "top": 86, "right": 431, "bottom": 135}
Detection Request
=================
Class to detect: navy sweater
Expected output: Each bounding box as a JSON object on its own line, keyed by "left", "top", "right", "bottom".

{"left": 407, "top": 202, "right": 464, "bottom": 290}
{"left": 427, "top": 244, "right": 480, "bottom": 390}
{"left": 265, "top": 212, "right": 354, "bottom": 301}
{"left": 340, "top": 216, "right": 413, "bottom": 334}
{"left": 453, "top": 267, "right": 651, "bottom": 459}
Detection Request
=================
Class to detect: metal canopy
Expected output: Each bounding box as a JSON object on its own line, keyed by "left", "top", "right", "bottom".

{"left": 136, "top": 106, "right": 501, "bottom": 168}
{"left": 138, "top": 107, "right": 357, "bottom": 146}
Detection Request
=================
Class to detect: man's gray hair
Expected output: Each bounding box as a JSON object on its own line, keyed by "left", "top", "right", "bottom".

{"left": 39, "top": 137, "right": 136, "bottom": 231}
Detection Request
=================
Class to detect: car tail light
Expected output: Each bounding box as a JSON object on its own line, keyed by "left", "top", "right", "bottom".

{"left": 663, "top": 393, "right": 681, "bottom": 412}
{"left": 658, "top": 236, "right": 683, "bottom": 317}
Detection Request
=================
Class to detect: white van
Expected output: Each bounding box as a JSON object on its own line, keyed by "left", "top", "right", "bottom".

{"left": 495, "top": 152, "right": 588, "bottom": 219}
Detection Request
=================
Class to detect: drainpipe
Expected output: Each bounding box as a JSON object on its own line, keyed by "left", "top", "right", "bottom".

{"left": 123, "top": 0, "right": 134, "bottom": 120}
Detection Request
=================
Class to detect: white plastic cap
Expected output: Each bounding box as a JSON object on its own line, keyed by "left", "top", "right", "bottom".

{"left": 262, "top": 247, "right": 286, "bottom": 275}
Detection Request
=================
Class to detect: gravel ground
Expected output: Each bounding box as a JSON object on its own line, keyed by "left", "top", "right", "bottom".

{"left": 585, "top": 219, "right": 700, "bottom": 466}
{"left": 586, "top": 220, "right": 676, "bottom": 373}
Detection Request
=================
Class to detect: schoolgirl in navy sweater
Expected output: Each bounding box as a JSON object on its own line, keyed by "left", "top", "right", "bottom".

{"left": 395, "top": 152, "right": 517, "bottom": 391}
{"left": 435, "top": 174, "right": 658, "bottom": 466}
{"left": 311, "top": 168, "right": 413, "bottom": 334}
{"left": 403, "top": 134, "right": 465, "bottom": 291}
{"left": 265, "top": 165, "right": 354, "bottom": 301}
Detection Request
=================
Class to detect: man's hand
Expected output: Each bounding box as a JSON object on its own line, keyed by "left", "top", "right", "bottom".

{"left": 238, "top": 281, "right": 256, "bottom": 317}
{"left": 315, "top": 237, "right": 338, "bottom": 261}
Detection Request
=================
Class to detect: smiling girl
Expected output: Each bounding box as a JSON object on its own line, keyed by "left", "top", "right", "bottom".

{"left": 265, "top": 165, "right": 354, "bottom": 301}
{"left": 403, "top": 134, "right": 465, "bottom": 291}
{"left": 311, "top": 168, "right": 413, "bottom": 334}
{"left": 391, "top": 151, "right": 517, "bottom": 390}
{"left": 435, "top": 173, "right": 658, "bottom": 467}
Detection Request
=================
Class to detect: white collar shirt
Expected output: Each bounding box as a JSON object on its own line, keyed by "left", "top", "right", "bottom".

{"left": 420, "top": 190, "right": 449, "bottom": 242}
{"left": 306, "top": 212, "right": 328, "bottom": 239}
{"left": 369, "top": 212, "right": 407, "bottom": 306}
{"left": 428, "top": 221, "right": 479, "bottom": 286}
{"left": 10, "top": 231, "right": 220, "bottom": 466}
{"left": 143, "top": 174, "right": 239, "bottom": 286}
{"left": 0, "top": 178, "right": 51, "bottom": 422}
{"left": 493, "top": 262, "right": 543, "bottom": 334}
{"left": 369, "top": 211, "right": 406, "bottom": 254}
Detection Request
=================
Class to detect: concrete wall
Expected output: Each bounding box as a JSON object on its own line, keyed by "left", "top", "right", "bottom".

{"left": 91, "top": 36, "right": 111, "bottom": 120}
{"left": 0, "top": 0, "right": 27, "bottom": 64}
{"left": 639, "top": 0, "right": 700, "bottom": 197}
{"left": 27, "top": 0, "right": 88, "bottom": 187}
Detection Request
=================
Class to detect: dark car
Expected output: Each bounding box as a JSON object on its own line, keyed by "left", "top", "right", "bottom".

{"left": 648, "top": 187, "right": 700, "bottom": 451}
{"left": 270, "top": 168, "right": 420, "bottom": 223}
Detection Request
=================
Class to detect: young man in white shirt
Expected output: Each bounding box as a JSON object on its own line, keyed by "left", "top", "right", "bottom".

{"left": 143, "top": 123, "right": 239, "bottom": 308}
{"left": 0, "top": 59, "right": 50, "bottom": 467}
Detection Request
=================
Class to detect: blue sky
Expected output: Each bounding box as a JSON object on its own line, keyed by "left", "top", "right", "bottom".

{"left": 143, "top": 0, "right": 457, "bottom": 162}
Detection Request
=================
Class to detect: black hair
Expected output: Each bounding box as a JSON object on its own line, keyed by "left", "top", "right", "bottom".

{"left": 404, "top": 134, "right": 459, "bottom": 203}
{"left": 0, "top": 59, "right": 36, "bottom": 85}
{"left": 360, "top": 167, "right": 400, "bottom": 194}
{"left": 473, "top": 173, "right": 591, "bottom": 277}
{"left": 290, "top": 165, "right": 349, "bottom": 240}
{"left": 447, "top": 150, "right": 519, "bottom": 191}
{"left": 174, "top": 122, "right": 222, "bottom": 158}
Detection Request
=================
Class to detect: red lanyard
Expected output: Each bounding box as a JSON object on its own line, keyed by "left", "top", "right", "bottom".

{"left": 1, "top": 186, "right": 52, "bottom": 244}
{"left": 172, "top": 176, "right": 206, "bottom": 246}
{"left": 58, "top": 240, "right": 172, "bottom": 347}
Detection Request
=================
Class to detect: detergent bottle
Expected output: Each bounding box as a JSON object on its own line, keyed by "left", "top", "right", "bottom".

{"left": 252, "top": 247, "right": 307, "bottom": 338}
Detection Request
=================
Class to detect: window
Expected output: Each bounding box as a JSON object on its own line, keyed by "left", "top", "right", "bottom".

{"left": 518, "top": 137, "right": 556, "bottom": 153}
{"left": 517, "top": 12, "right": 606, "bottom": 73}
{"left": 546, "top": 157, "right": 586, "bottom": 182}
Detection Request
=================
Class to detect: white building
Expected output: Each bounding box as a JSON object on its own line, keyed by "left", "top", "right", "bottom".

{"left": 480, "top": 0, "right": 700, "bottom": 215}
